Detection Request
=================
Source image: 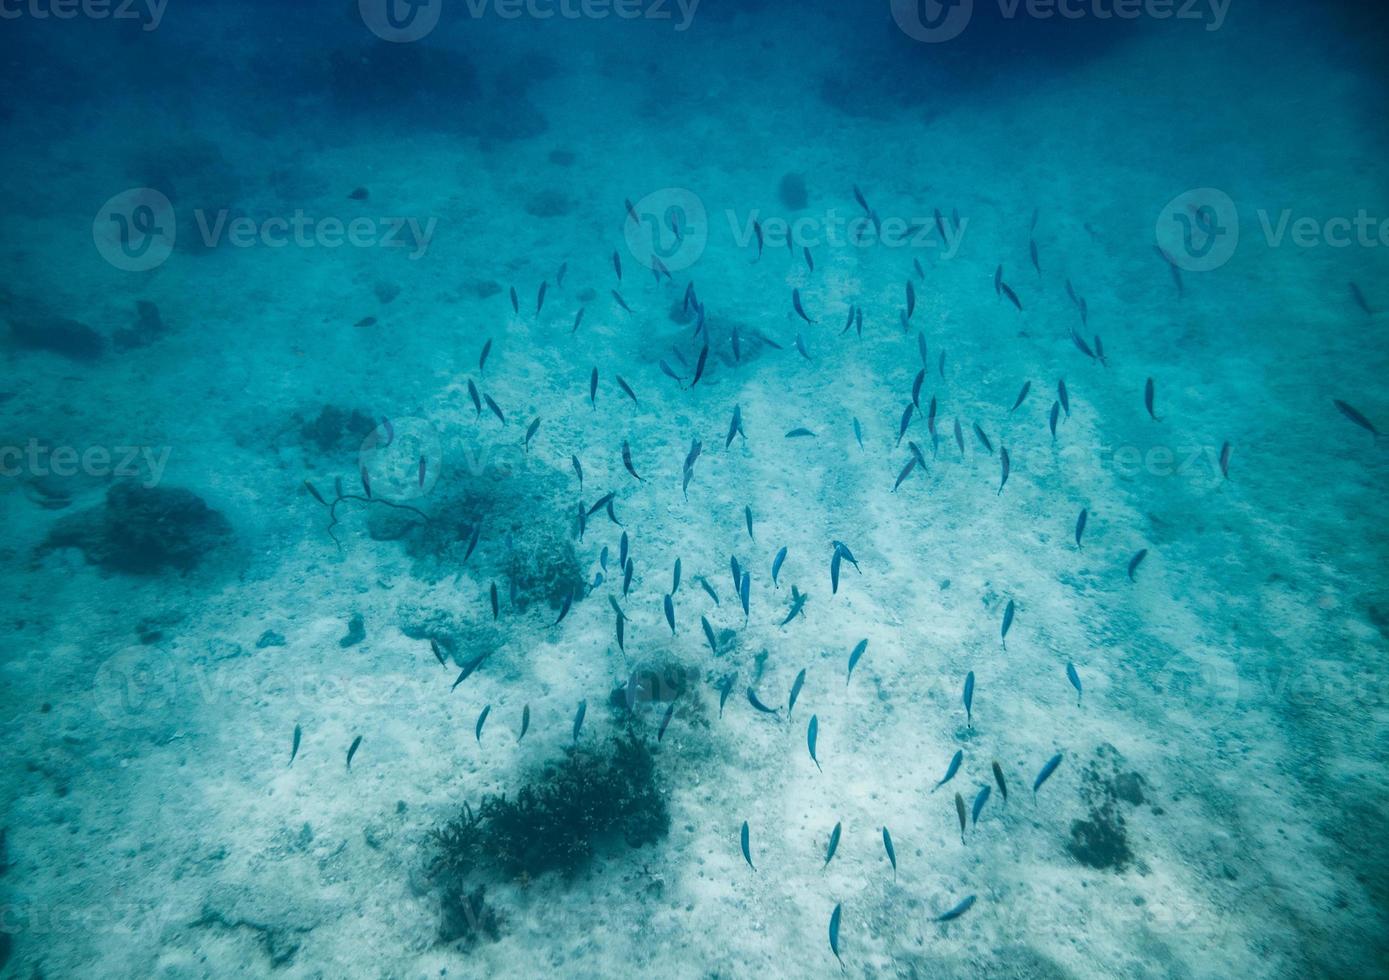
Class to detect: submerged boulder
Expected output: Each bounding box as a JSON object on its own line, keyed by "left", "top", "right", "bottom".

{"left": 42, "top": 483, "right": 232, "bottom": 574}
{"left": 7, "top": 314, "right": 105, "bottom": 361}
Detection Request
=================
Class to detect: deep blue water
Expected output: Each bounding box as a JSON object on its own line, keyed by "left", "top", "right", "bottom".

{"left": 1, "top": 1, "right": 1387, "bottom": 976}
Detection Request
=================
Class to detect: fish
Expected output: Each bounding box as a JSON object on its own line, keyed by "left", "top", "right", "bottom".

{"left": 741, "top": 820, "right": 755, "bottom": 870}
{"left": 807, "top": 715, "right": 822, "bottom": 771}
{"left": 1350, "top": 281, "right": 1373, "bottom": 315}
{"left": 475, "top": 704, "right": 491, "bottom": 742}
{"left": 672, "top": 557, "right": 682, "bottom": 593}
{"left": 898, "top": 403, "right": 914, "bottom": 445}
{"left": 882, "top": 827, "right": 897, "bottom": 879}
{"left": 972, "top": 785, "right": 991, "bottom": 825}
{"left": 553, "top": 592, "right": 574, "bottom": 627}
{"left": 994, "top": 264, "right": 1003, "bottom": 296}
{"left": 1075, "top": 508, "right": 1088, "bottom": 549}
{"left": 954, "top": 418, "right": 964, "bottom": 455}
{"left": 853, "top": 417, "right": 864, "bottom": 450}
{"left": 1000, "top": 281, "right": 1022, "bottom": 311}
{"left": 804, "top": 246, "right": 814, "bottom": 272}
{"left": 893, "top": 456, "right": 918, "bottom": 492}
{"left": 780, "top": 585, "right": 808, "bottom": 626}
{"left": 1058, "top": 379, "right": 1070, "bottom": 417}
{"left": 463, "top": 522, "right": 482, "bottom": 563}
{"left": 346, "top": 735, "right": 362, "bottom": 769}
{"left": 935, "top": 895, "right": 976, "bottom": 922}
{"left": 796, "top": 333, "right": 813, "bottom": 361}
{"left": 1010, "top": 382, "right": 1031, "bottom": 413}
{"left": 1128, "top": 549, "right": 1148, "bottom": 581}
{"left": 359, "top": 467, "right": 372, "bottom": 500}
{"left": 622, "top": 440, "right": 643, "bottom": 482}
{"left": 1144, "top": 378, "right": 1158, "bottom": 421}
{"left": 418, "top": 456, "right": 427, "bottom": 488}
{"left": 752, "top": 219, "right": 764, "bottom": 262}
{"left": 846, "top": 639, "right": 868, "bottom": 686}
{"left": 972, "top": 423, "right": 993, "bottom": 455}
{"left": 788, "top": 668, "right": 806, "bottom": 718}
{"left": 716, "top": 674, "right": 735, "bottom": 717}
{"left": 832, "top": 541, "right": 860, "bottom": 573}
{"left": 466, "top": 380, "right": 482, "bottom": 418}
{"left": 955, "top": 792, "right": 967, "bottom": 843}
{"left": 509, "top": 286, "right": 519, "bottom": 314}
{"left": 451, "top": 652, "right": 489, "bottom": 691}
{"left": 824, "top": 821, "right": 842, "bottom": 868}
{"left": 664, "top": 593, "right": 676, "bottom": 634}
{"left": 479, "top": 338, "right": 493, "bottom": 373}
{"left": 906, "top": 280, "right": 916, "bottom": 320}
{"left": 524, "top": 417, "right": 541, "bottom": 451}
{"left": 731, "top": 555, "right": 742, "bottom": 596}
{"left": 699, "top": 576, "right": 720, "bottom": 607}
{"left": 612, "top": 250, "right": 622, "bottom": 282}
{"left": 831, "top": 548, "right": 842, "bottom": 592}
{"left": 519, "top": 704, "right": 530, "bottom": 741}
{"left": 1333, "top": 399, "right": 1381, "bottom": 439}
{"left": 589, "top": 367, "right": 600, "bottom": 408}
{"left": 556, "top": 261, "right": 567, "bottom": 286}
{"left": 746, "top": 688, "right": 781, "bottom": 715}
{"left": 853, "top": 184, "right": 870, "bottom": 214}
{"left": 535, "top": 281, "right": 547, "bottom": 316}
{"left": 1071, "top": 329, "right": 1096, "bottom": 361}
{"left": 745, "top": 505, "right": 755, "bottom": 540}
{"left": 1001, "top": 600, "right": 1015, "bottom": 648}
{"left": 429, "top": 638, "right": 448, "bottom": 668}
{"left": 586, "top": 492, "right": 616, "bottom": 517}
{"left": 611, "top": 290, "right": 632, "bottom": 313}
{"left": 998, "top": 447, "right": 1010, "bottom": 495}
{"left": 658, "top": 701, "right": 676, "bottom": 741}
{"left": 1049, "top": 401, "right": 1059, "bottom": 440}
{"left": 289, "top": 724, "right": 301, "bottom": 766}
{"left": 1219, "top": 440, "right": 1232, "bottom": 479}
{"left": 726, "top": 405, "right": 743, "bottom": 448}
{"left": 992, "top": 761, "right": 1008, "bottom": 803}
{"left": 571, "top": 307, "right": 585, "bottom": 334}
{"left": 792, "top": 288, "right": 815, "bottom": 324}
{"left": 963, "top": 671, "right": 974, "bottom": 727}
{"left": 572, "top": 700, "right": 587, "bottom": 743}
{"left": 483, "top": 393, "right": 505, "bottom": 424}
{"left": 739, "top": 573, "right": 751, "bottom": 618}
{"left": 1067, "top": 662, "right": 1083, "bottom": 704}
{"left": 571, "top": 455, "right": 584, "bottom": 489}
{"left": 625, "top": 198, "right": 639, "bottom": 224}
{"left": 616, "top": 376, "right": 638, "bottom": 406}
{"left": 687, "top": 617, "right": 712, "bottom": 661}
{"left": 772, "top": 547, "right": 788, "bottom": 587}
{"left": 829, "top": 903, "right": 843, "bottom": 968}
{"left": 623, "top": 557, "right": 634, "bottom": 596}
{"left": 933, "top": 749, "right": 962, "bottom": 791}
{"left": 1033, "top": 753, "right": 1063, "bottom": 798}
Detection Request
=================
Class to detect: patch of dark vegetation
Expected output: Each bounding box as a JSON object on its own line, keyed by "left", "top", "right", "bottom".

{"left": 1066, "top": 743, "right": 1148, "bottom": 871}
{"left": 326, "top": 42, "right": 478, "bottom": 118}
{"left": 6, "top": 314, "right": 105, "bottom": 361}
{"left": 130, "top": 137, "right": 242, "bottom": 256}
{"left": 428, "top": 733, "right": 669, "bottom": 883}
{"left": 112, "top": 300, "right": 169, "bottom": 353}
{"left": 778, "top": 172, "right": 808, "bottom": 210}
{"left": 40, "top": 483, "right": 232, "bottom": 574}
{"left": 524, "top": 189, "right": 572, "bottom": 218}
{"left": 297, "top": 405, "right": 376, "bottom": 457}
{"left": 548, "top": 148, "right": 576, "bottom": 166}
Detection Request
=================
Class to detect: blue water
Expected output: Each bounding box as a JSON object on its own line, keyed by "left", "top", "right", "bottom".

{"left": 2, "top": 1, "right": 1387, "bottom": 976}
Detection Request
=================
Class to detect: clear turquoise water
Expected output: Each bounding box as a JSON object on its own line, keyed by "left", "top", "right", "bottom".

{"left": 1, "top": 2, "right": 1387, "bottom": 976}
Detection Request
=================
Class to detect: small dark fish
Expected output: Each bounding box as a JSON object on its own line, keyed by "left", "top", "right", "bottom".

{"left": 955, "top": 792, "right": 967, "bottom": 843}
{"left": 824, "top": 821, "right": 842, "bottom": 868}
{"left": 1219, "top": 441, "right": 1232, "bottom": 479}
{"left": 936, "top": 895, "right": 976, "bottom": 922}
{"left": 622, "top": 440, "right": 643, "bottom": 482}
{"left": 509, "top": 286, "right": 519, "bottom": 314}
{"left": 475, "top": 704, "right": 491, "bottom": 743}
{"left": 853, "top": 417, "right": 864, "bottom": 450}
{"left": 906, "top": 280, "right": 916, "bottom": 319}
{"left": 792, "top": 288, "right": 815, "bottom": 324}
{"left": 972, "top": 785, "right": 991, "bottom": 825}
{"left": 788, "top": 668, "right": 806, "bottom": 718}
{"left": 1144, "top": 378, "right": 1158, "bottom": 421}
{"left": 1001, "top": 599, "right": 1015, "bottom": 648}
{"left": 525, "top": 417, "right": 541, "bottom": 451}
{"left": 1033, "top": 752, "right": 1063, "bottom": 798}
{"left": 553, "top": 591, "right": 574, "bottom": 627}
{"left": 853, "top": 184, "right": 870, "bottom": 213}
{"left": 1128, "top": 548, "right": 1148, "bottom": 581}
{"left": 692, "top": 344, "right": 710, "bottom": 387}
{"left": 716, "top": 674, "right": 735, "bottom": 717}
{"left": 829, "top": 903, "right": 843, "bottom": 968}
{"left": 1067, "top": 662, "right": 1083, "bottom": 704}
{"left": 360, "top": 467, "right": 372, "bottom": 499}
{"left": 418, "top": 456, "right": 427, "bottom": 488}
{"left": 1075, "top": 508, "right": 1088, "bottom": 549}
{"left": 612, "top": 250, "right": 622, "bottom": 282}
{"left": 483, "top": 394, "right": 505, "bottom": 424}
{"left": 1000, "top": 281, "right": 1022, "bottom": 311}
{"left": 1049, "top": 401, "right": 1059, "bottom": 440}
{"left": 1058, "top": 379, "right": 1070, "bottom": 417}
{"left": 998, "top": 447, "right": 1010, "bottom": 495}
{"left": 519, "top": 703, "right": 530, "bottom": 741}
{"left": 994, "top": 264, "right": 1003, "bottom": 296}
{"left": 571, "top": 307, "right": 585, "bottom": 334}
{"left": 804, "top": 246, "right": 814, "bottom": 272}
{"left": 670, "top": 557, "right": 682, "bottom": 594}
{"left": 731, "top": 555, "right": 742, "bottom": 597}
{"left": 304, "top": 480, "right": 327, "bottom": 507}
{"left": 833, "top": 541, "right": 860, "bottom": 573}
{"left": 831, "top": 548, "right": 842, "bottom": 593}
{"left": 846, "top": 639, "right": 868, "bottom": 686}
{"left": 893, "top": 456, "right": 918, "bottom": 492}
{"left": 699, "top": 617, "right": 719, "bottom": 659}
{"left": 934, "top": 749, "right": 962, "bottom": 791}
{"left": 664, "top": 593, "right": 676, "bottom": 634}
{"left": 463, "top": 521, "right": 482, "bottom": 563}
{"left": 289, "top": 724, "right": 302, "bottom": 766}
{"left": 1071, "top": 329, "right": 1096, "bottom": 361}
{"left": 590, "top": 367, "right": 599, "bottom": 408}
{"left": 658, "top": 701, "right": 676, "bottom": 742}
{"left": 616, "top": 376, "right": 638, "bottom": 406}
{"left": 556, "top": 261, "right": 567, "bottom": 287}
{"left": 536, "top": 281, "right": 548, "bottom": 316}
{"left": 586, "top": 492, "right": 616, "bottom": 517}
{"left": 745, "top": 505, "right": 755, "bottom": 540}
{"left": 1350, "top": 282, "right": 1373, "bottom": 315}
{"left": 1010, "top": 381, "right": 1031, "bottom": 413}
{"left": 699, "top": 576, "right": 720, "bottom": 606}
{"left": 807, "top": 714, "right": 822, "bottom": 771}
{"left": 796, "top": 333, "right": 813, "bottom": 361}
{"left": 741, "top": 820, "right": 755, "bottom": 871}
{"left": 746, "top": 688, "right": 780, "bottom": 715}
{"left": 740, "top": 573, "right": 751, "bottom": 619}
{"left": 490, "top": 581, "right": 499, "bottom": 619}
{"left": 780, "top": 585, "right": 808, "bottom": 626}
{"left": 752, "top": 219, "right": 764, "bottom": 262}
{"left": 772, "top": 546, "right": 788, "bottom": 587}
{"left": 346, "top": 735, "right": 362, "bottom": 769}
{"left": 973, "top": 423, "right": 993, "bottom": 455}
{"left": 898, "top": 402, "right": 914, "bottom": 446}
{"left": 430, "top": 638, "right": 448, "bottom": 668}
{"left": 479, "top": 339, "right": 493, "bottom": 373}
{"left": 625, "top": 198, "right": 639, "bottom": 224}
{"left": 611, "top": 290, "right": 632, "bottom": 314}
{"left": 1333, "top": 399, "right": 1380, "bottom": 439}
{"left": 953, "top": 418, "right": 964, "bottom": 455}
{"left": 451, "top": 652, "right": 488, "bottom": 691}
{"left": 992, "top": 761, "right": 1008, "bottom": 803}
{"left": 963, "top": 670, "right": 974, "bottom": 727}
{"left": 882, "top": 826, "right": 897, "bottom": 879}
{"left": 572, "top": 699, "right": 587, "bottom": 743}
